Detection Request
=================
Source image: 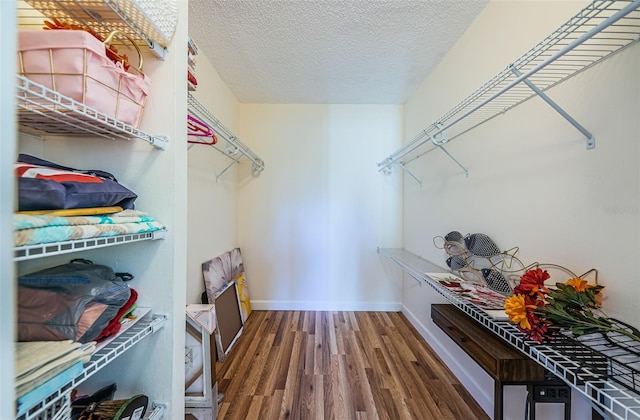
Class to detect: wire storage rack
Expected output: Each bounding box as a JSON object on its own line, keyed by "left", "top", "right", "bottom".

{"left": 15, "top": 75, "right": 168, "bottom": 149}
{"left": 378, "top": 248, "right": 640, "bottom": 420}
{"left": 14, "top": 3, "right": 175, "bottom": 418}
{"left": 377, "top": 0, "right": 640, "bottom": 182}
{"left": 16, "top": 0, "right": 176, "bottom": 59}
{"left": 187, "top": 93, "right": 265, "bottom": 180}
{"left": 14, "top": 230, "right": 166, "bottom": 262}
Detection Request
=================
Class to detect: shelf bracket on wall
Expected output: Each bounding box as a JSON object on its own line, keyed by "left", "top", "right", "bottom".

{"left": 435, "top": 144, "right": 470, "bottom": 178}
{"left": 510, "top": 66, "right": 595, "bottom": 149}
{"left": 379, "top": 123, "right": 468, "bottom": 186}
{"left": 216, "top": 152, "right": 243, "bottom": 181}
{"left": 396, "top": 162, "right": 422, "bottom": 187}
{"left": 430, "top": 123, "right": 469, "bottom": 178}
{"left": 148, "top": 402, "right": 168, "bottom": 420}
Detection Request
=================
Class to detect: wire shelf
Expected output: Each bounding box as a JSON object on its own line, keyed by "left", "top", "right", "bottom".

{"left": 14, "top": 229, "right": 166, "bottom": 261}
{"left": 187, "top": 93, "right": 265, "bottom": 178}
{"left": 17, "top": 388, "right": 71, "bottom": 420}
{"left": 378, "top": 247, "right": 640, "bottom": 420}
{"left": 17, "top": 0, "right": 172, "bottom": 59}
{"left": 15, "top": 76, "right": 168, "bottom": 149}
{"left": 16, "top": 309, "right": 165, "bottom": 420}
{"left": 377, "top": 0, "right": 640, "bottom": 177}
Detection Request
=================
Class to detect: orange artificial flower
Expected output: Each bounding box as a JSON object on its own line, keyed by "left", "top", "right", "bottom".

{"left": 565, "top": 277, "right": 588, "bottom": 292}
{"left": 593, "top": 289, "right": 603, "bottom": 307}
{"left": 505, "top": 294, "right": 532, "bottom": 330}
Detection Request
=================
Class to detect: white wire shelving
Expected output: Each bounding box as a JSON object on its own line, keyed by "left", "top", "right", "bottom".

{"left": 15, "top": 75, "right": 168, "bottom": 150}
{"left": 16, "top": 0, "right": 173, "bottom": 59}
{"left": 187, "top": 93, "right": 265, "bottom": 180}
{"left": 378, "top": 247, "right": 640, "bottom": 420}
{"left": 14, "top": 229, "right": 166, "bottom": 262}
{"left": 377, "top": 0, "right": 640, "bottom": 184}
{"left": 16, "top": 308, "right": 166, "bottom": 420}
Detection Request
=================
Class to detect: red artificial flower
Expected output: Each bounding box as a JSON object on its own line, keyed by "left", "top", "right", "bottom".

{"left": 524, "top": 311, "right": 550, "bottom": 343}
{"left": 517, "top": 268, "right": 550, "bottom": 298}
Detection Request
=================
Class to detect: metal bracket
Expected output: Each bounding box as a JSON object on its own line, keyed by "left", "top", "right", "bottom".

{"left": 149, "top": 135, "right": 169, "bottom": 150}
{"left": 252, "top": 159, "right": 265, "bottom": 175}
{"left": 151, "top": 314, "right": 168, "bottom": 333}
{"left": 397, "top": 162, "right": 422, "bottom": 187}
{"left": 380, "top": 164, "right": 393, "bottom": 175}
{"left": 430, "top": 123, "right": 449, "bottom": 146}
{"left": 148, "top": 402, "right": 168, "bottom": 420}
{"left": 216, "top": 154, "right": 243, "bottom": 181}
{"left": 377, "top": 157, "right": 394, "bottom": 174}
{"left": 225, "top": 139, "right": 241, "bottom": 156}
{"left": 376, "top": 123, "right": 469, "bottom": 184}
{"left": 430, "top": 124, "right": 469, "bottom": 178}
{"left": 435, "top": 145, "right": 469, "bottom": 178}
{"left": 511, "top": 66, "right": 595, "bottom": 149}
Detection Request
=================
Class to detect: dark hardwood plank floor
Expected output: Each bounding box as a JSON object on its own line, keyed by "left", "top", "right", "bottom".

{"left": 216, "top": 310, "right": 488, "bottom": 420}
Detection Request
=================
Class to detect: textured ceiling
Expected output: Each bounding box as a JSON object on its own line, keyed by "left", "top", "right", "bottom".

{"left": 189, "top": 0, "right": 488, "bottom": 104}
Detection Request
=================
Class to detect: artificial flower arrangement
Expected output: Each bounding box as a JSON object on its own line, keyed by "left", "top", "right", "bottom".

{"left": 504, "top": 268, "right": 640, "bottom": 344}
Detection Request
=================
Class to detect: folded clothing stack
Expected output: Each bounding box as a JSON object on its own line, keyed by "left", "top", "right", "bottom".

{"left": 14, "top": 209, "right": 166, "bottom": 247}
{"left": 15, "top": 340, "right": 95, "bottom": 399}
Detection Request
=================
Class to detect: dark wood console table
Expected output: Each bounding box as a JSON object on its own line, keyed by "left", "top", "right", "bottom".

{"left": 379, "top": 248, "right": 640, "bottom": 420}
{"left": 432, "top": 304, "right": 570, "bottom": 420}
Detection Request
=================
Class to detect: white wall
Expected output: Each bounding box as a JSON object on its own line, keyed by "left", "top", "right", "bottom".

{"left": 401, "top": 1, "right": 639, "bottom": 419}
{"left": 186, "top": 53, "right": 242, "bottom": 304}
{"left": 238, "top": 104, "right": 404, "bottom": 311}
{"left": 0, "top": 2, "right": 16, "bottom": 418}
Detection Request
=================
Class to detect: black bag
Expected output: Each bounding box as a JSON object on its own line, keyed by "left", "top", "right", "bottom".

{"left": 16, "top": 154, "right": 137, "bottom": 211}
{"left": 18, "top": 259, "right": 133, "bottom": 343}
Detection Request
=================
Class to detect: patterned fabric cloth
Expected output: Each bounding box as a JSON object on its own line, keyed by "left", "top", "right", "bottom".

{"left": 14, "top": 210, "right": 165, "bottom": 246}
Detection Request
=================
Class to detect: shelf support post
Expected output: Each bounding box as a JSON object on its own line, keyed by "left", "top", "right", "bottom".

{"left": 216, "top": 154, "right": 243, "bottom": 181}
{"left": 397, "top": 162, "right": 422, "bottom": 187}
{"left": 431, "top": 123, "right": 469, "bottom": 178}
{"left": 510, "top": 66, "right": 595, "bottom": 149}
{"left": 435, "top": 144, "right": 470, "bottom": 178}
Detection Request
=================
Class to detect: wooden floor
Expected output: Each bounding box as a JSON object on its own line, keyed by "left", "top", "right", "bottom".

{"left": 215, "top": 311, "right": 488, "bottom": 419}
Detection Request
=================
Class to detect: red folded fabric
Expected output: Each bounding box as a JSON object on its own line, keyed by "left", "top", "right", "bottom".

{"left": 94, "top": 288, "right": 138, "bottom": 341}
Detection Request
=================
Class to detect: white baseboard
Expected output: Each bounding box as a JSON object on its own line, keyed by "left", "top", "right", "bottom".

{"left": 401, "top": 303, "right": 494, "bottom": 417}
{"left": 250, "top": 300, "right": 402, "bottom": 312}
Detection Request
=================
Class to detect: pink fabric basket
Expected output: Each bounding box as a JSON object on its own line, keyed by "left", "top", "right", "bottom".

{"left": 17, "top": 30, "right": 150, "bottom": 128}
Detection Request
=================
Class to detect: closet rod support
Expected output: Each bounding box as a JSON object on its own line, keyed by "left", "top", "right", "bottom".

{"left": 151, "top": 314, "right": 168, "bottom": 332}
{"left": 377, "top": 130, "right": 429, "bottom": 172}
{"left": 377, "top": 158, "right": 394, "bottom": 174}
{"left": 511, "top": 66, "right": 595, "bottom": 149}
{"left": 216, "top": 154, "right": 244, "bottom": 181}
{"left": 434, "top": 144, "right": 469, "bottom": 178}
{"left": 252, "top": 159, "right": 265, "bottom": 174}
{"left": 397, "top": 162, "right": 422, "bottom": 187}
{"left": 148, "top": 402, "right": 168, "bottom": 420}
{"left": 149, "top": 135, "right": 168, "bottom": 150}
{"left": 430, "top": 123, "right": 448, "bottom": 146}
{"left": 379, "top": 161, "right": 393, "bottom": 175}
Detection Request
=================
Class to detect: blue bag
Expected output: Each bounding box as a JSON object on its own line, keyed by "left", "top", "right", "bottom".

{"left": 16, "top": 154, "right": 137, "bottom": 211}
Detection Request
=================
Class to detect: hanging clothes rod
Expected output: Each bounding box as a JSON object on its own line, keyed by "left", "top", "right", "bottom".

{"left": 187, "top": 93, "right": 265, "bottom": 177}
{"left": 377, "top": 0, "right": 640, "bottom": 179}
